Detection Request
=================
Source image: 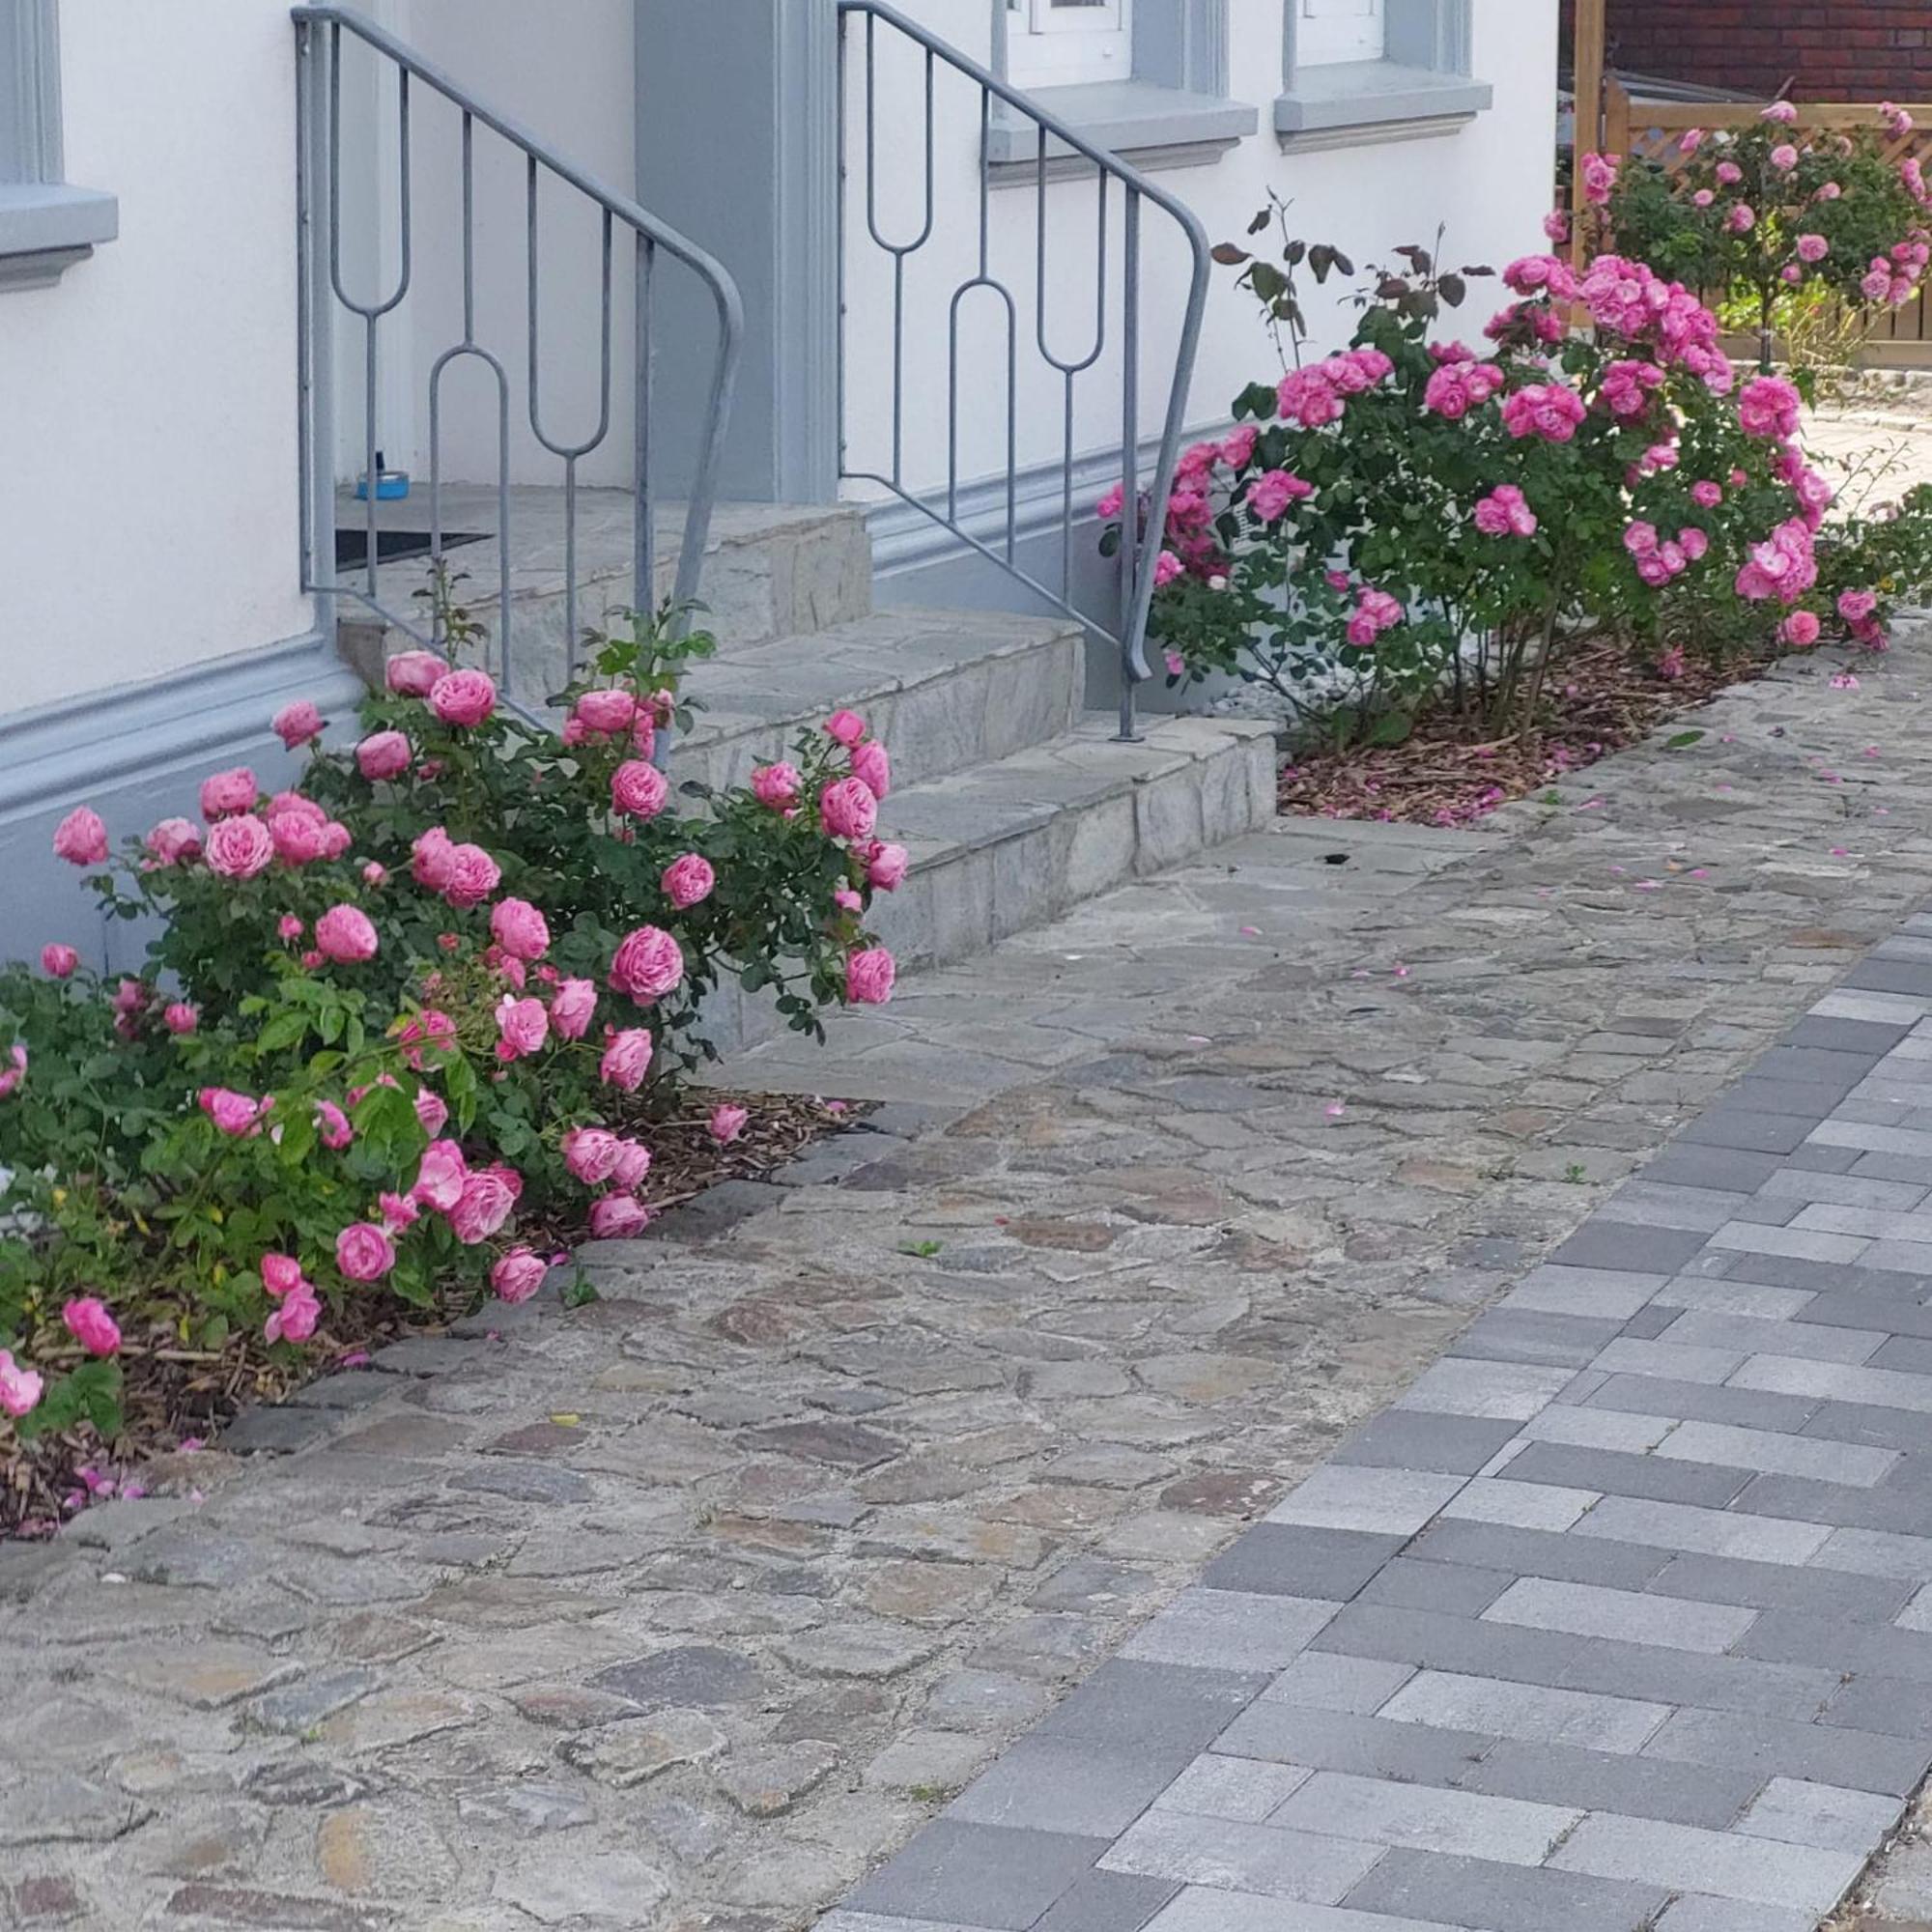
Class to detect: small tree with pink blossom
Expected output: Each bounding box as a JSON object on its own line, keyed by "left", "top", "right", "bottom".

{"left": 1598, "top": 100, "right": 1931, "bottom": 371}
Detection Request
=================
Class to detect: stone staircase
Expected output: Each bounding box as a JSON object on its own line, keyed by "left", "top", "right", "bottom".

{"left": 333, "top": 495, "right": 1275, "bottom": 1051}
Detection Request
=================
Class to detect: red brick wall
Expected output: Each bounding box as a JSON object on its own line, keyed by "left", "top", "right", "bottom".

{"left": 1561, "top": 1, "right": 1932, "bottom": 105}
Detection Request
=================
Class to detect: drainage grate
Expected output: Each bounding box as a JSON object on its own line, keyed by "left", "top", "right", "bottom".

{"left": 333, "top": 529, "right": 488, "bottom": 572}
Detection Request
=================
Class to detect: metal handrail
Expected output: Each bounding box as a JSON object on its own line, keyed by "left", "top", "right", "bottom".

{"left": 835, "top": 0, "right": 1210, "bottom": 739}
{"left": 292, "top": 5, "right": 743, "bottom": 700}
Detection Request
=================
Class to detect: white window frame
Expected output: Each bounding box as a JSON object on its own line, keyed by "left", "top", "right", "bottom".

{"left": 986, "top": 0, "right": 1257, "bottom": 181}
{"left": 0, "top": 0, "right": 115, "bottom": 290}
{"left": 1276, "top": 0, "right": 1491, "bottom": 153}
{"left": 1006, "top": 0, "right": 1134, "bottom": 90}
{"left": 1295, "top": 0, "right": 1385, "bottom": 70}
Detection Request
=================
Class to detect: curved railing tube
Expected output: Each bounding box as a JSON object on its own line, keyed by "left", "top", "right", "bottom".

{"left": 292, "top": 4, "right": 743, "bottom": 702}
{"left": 836, "top": 0, "right": 1210, "bottom": 740}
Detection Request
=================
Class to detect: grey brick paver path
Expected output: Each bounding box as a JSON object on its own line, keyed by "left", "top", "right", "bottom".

{"left": 822, "top": 937, "right": 1932, "bottom": 1928}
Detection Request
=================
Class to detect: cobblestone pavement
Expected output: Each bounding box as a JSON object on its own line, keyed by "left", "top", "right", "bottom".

{"left": 10, "top": 635, "right": 1932, "bottom": 1929}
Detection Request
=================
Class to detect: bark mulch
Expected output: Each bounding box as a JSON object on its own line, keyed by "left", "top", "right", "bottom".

{"left": 2, "top": 1089, "right": 855, "bottom": 1540}
{"left": 1278, "top": 632, "right": 1786, "bottom": 826}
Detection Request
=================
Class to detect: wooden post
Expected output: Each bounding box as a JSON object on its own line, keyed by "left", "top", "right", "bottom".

{"left": 1571, "top": 0, "right": 1606, "bottom": 270}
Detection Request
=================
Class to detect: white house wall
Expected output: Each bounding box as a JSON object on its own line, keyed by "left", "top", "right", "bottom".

{"left": 0, "top": 0, "right": 313, "bottom": 716}
{"left": 839, "top": 0, "right": 1561, "bottom": 501}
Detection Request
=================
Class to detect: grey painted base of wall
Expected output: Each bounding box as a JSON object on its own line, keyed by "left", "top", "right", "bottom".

{"left": 863, "top": 430, "right": 1229, "bottom": 720}
{"left": 0, "top": 628, "right": 368, "bottom": 974}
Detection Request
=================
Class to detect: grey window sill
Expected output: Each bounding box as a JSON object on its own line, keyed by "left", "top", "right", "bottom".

{"left": 987, "top": 79, "right": 1257, "bottom": 183}
{"left": 0, "top": 182, "right": 118, "bottom": 289}
{"left": 1275, "top": 60, "right": 1492, "bottom": 153}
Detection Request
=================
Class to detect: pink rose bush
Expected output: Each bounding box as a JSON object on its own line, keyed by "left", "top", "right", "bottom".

{"left": 1107, "top": 212, "right": 1922, "bottom": 733}
{"left": 0, "top": 609, "right": 895, "bottom": 1451}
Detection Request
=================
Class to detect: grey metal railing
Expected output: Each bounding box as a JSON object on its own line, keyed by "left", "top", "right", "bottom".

{"left": 836, "top": 0, "right": 1210, "bottom": 740}
{"left": 292, "top": 5, "right": 742, "bottom": 696}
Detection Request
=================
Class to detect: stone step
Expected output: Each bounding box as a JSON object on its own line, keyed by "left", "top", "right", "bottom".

{"left": 673, "top": 609, "right": 1084, "bottom": 795}
{"left": 704, "top": 712, "right": 1278, "bottom": 1055}
{"left": 334, "top": 494, "right": 872, "bottom": 700}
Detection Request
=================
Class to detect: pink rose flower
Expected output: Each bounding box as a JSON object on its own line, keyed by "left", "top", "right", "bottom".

{"left": 316, "top": 1099, "right": 354, "bottom": 1151}
{"left": 1796, "top": 233, "right": 1830, "bottom": 264}
{"left": 600, "top": 1027, "right": 653, "bottom": 1093}
{"left": 1781, "top": 610, "right": 1822, "bottom": 646}
{"left": 709, "top": 1103, "right": 750, "bottom": 1145}
{"left": 443, "top": 844, "right": 501, "bottom": 908}
{"left": 163, "top": 1002, "right": 199, "bottom": 1036}
{"left": 428, "top": 668, "right": 497, "bottom": 727}
{"left": 826, "top": 710, "right": 867, "bottom": 747}
{"left": 53, "top": 808, "right": 108, "bottom": 867}
{"left": 495, "top": 994, "right": 550, "bottom": 1060}
{"left": 588, "top": 1194, "right": 653, "bottom": 1238}
{"left": 145, "top": 817, "right": 202, "bottom": 867}
{"left": 380, "top": 1191, "right": 419, "bottom": 1235}
{"left": 611, "top": 759, "right": 669, "bottom": 819}
{"left": 492, "top": 1248, "right": 551, "bottom": 1303}
{"left": 1762, "top": 99, "right": 1798, "bottom": 124}
{"left": 1220, "top": 424, "right": 1259, "bottom": 468}
{"left": 1152, "top": 549, "right": 1184, "bottom": 588}
{"left": 0, "top": 1350, "right": 44, "bottom": 1418}
{"left": 63, "top": 1296, "right": 121, "bottom": 1357}
{"left": 386, "top": 650, "right": 449, "bottom": 696}
{"left": 1472, "top": 484, "right": 1536, "bottom": 538}
{"left": 261, "top": 1253, "right": 304, "bottom": 1298}
{"left": 1094, "top": 482, "right": 1124, "bottom": 520}
{"left": 413, "top": 1088, "right": 449, "bottom": 1137}
{"left": 835, "top": 885, "right": 862, "bottom": 913}
{"left": 1839, "top": 588, "right": 1880, "bottom": 623}
{"left": 272, "top": 701, "right": 325, "bottom": 749}
{"left": 356, "top": 730, "right": 412, "bottom": 781}
{"left": 205, "top": 815, "right": 275, "bottom": 880}
{"left": 611, "top": 1139, "right": 651, "bottom": 1190}
{"left": 850, "top": 740, "right": 892, "bottom": 802}
{"left": 1244, "top": 469, "right": 1312, "bottom": 521}
{"left": 200, "top": 1087, "right": 268, "bottom": 1136}
{"left": 564, "top": 1126, "right": 623, "bottom": 1185}
{"left": 1691, "top": 480, "right": 1724, "bottom": 508}
{"left": 199, "top": 768, "right": 258, "bottom": 822}
{"left": 40, "top": 944, "right": 78, "bottom": 979}
{"left": 846, "top": 946, "right": 896, "bottom": 1006}
{"left": 551, "top": 978, "right": 598, "bottom": 1040}
{"left": 315, "top": 905, "right": 380, "bottom": 964}
{"left": 751, "top": 762, "right": 801, "bottom": 810}
{"left": 1726, "top": 203, "right": 1757, "bottom": 234}
{"left": 572, "top": 688, "right": 637, "bottom": 736}
{"left": 490, "top": 897, "right": 551, "bottom": 961}
{"left": 413, "top": 1139, "right": 469, "bottom": 1213}
{"left": 866, "top": 841, "right": 909, "bottom": 892}
{"left": 662, "top": 854, "right": 715, "bottom": 908}
{"left": 1769, "top": 143, "right": 1798, "bottom": 171}
{"left": 362, "top": 862, "right": 388, "bottom": 887}
{"left": 335, "top": 1223, "right": 396, "bottom": 1283}
{"left": 269, "top": 810, "right": 329, "bottom": 866}
{"left": 819, "top": 777, "right": 879, "bottom": 842}
{"left": 609, "top": 925, "right": 684, "bottom": 1002}
{"left": 1737, "top": 374, "right": 1803, "bottom": 440}
{"left": 411, "top": 827, "right": 457, "bottom": 892}
{"left": 449, "top": 1169, "right": 518, "bottom": 1244}
{"left": 266, "top": 1282, "right": 321, "bottom": 1345}
{"left": 1679, "top": 527, "right": 1710, "bottom": 561}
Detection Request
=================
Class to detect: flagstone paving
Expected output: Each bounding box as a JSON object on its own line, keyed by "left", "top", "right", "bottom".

{"left": 9, "top": 635, "right": 1932, "bottom": 1930}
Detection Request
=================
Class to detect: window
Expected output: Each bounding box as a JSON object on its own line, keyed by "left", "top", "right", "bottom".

{"left": 0, "top": 0, "right": 115, "bottom": 291}
{"left": 1276, "top": 0, "right": 1491, "bottom": 153}
{"left": 1295, "top": 0, "right": 1384, "bottom": 69}
{"left": 987, "top": 0, "right": 1257, "bottom": 180}
{"left": 1006, "top": 0, "right": 1133, "bottom": 90}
